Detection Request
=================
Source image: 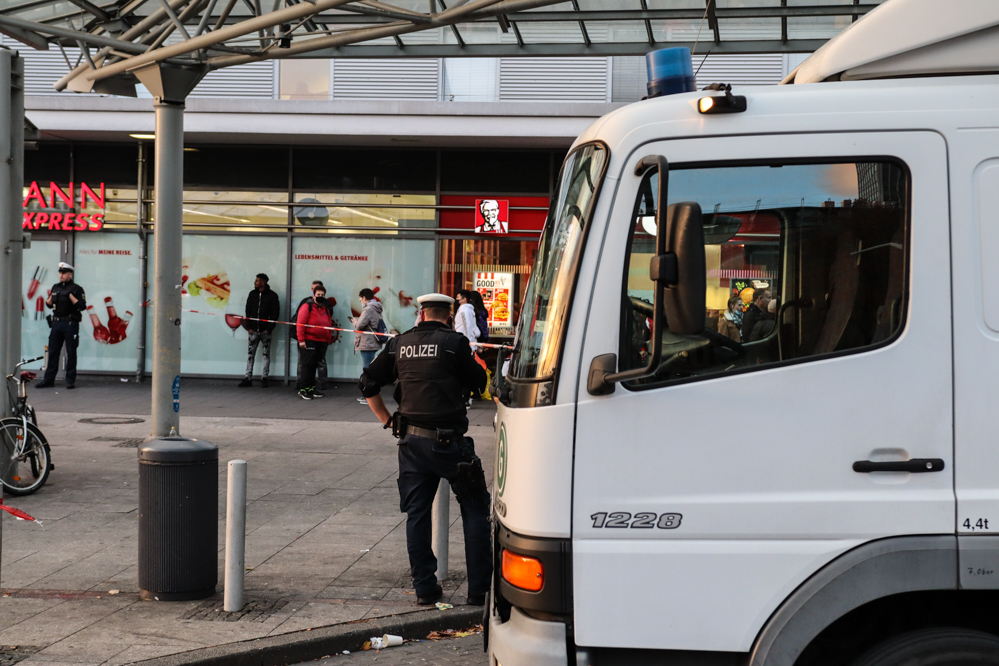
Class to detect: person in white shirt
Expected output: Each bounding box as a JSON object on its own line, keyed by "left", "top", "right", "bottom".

{"left": 454, "top": 290, "right": 480, "bottom": 347}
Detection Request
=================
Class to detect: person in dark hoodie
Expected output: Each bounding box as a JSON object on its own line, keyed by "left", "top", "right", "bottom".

{"left": 239, "top": 273, "right": 280, "bottom": 388}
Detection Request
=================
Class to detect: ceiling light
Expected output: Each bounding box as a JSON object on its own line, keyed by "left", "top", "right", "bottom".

{"left": 130, "top": 133, "right": 156, "bottom": 139}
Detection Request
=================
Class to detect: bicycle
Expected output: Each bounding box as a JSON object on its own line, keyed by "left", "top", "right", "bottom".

{"left": 0, "top": 356, "right": 52, "bottom": 495}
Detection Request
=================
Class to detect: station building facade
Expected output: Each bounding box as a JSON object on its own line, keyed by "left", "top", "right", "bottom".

{"left": 15, "top": 47, "right": 808, "bottom": 381}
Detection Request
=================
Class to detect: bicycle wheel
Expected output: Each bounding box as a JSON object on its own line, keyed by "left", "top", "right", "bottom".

{"left": 0, "top": 419, "right": 51, "bottom": 495}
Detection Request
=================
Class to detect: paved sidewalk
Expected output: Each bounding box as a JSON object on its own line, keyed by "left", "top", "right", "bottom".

{"left": 0, "top": 380, "right": 497, "bottom": 666}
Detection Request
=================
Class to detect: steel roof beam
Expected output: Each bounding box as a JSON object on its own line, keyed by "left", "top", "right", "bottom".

{"left": 283, "top": 38, "right": 830, "bottom": 57}
{"left": 0, "top": 13, "right": 153, "bottom": 52}
{"left": 207, "top": 0, "right": 558, "bottom": 67}
{"left": 82, "top": 0, "right": 362, "bottom": 82}
{"left": 65, "top": 0, "right": 112, "bottom": 22}
{"left": 54, "top": 0, "right": 193, "bottom": 90}
{"left": 298, "top": 4, "right": 878, "bottom": 24}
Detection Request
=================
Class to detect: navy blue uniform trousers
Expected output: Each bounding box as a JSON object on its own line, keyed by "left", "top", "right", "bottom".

{"left": 43, "top": 320, "right": 79, "bottom": 385}
{"left": 397, "top": 434, "right": 492, "bottom": 597}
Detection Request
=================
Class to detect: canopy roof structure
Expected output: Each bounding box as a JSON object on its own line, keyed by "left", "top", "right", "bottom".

{"left": 0, "top": 0, "right": 881, "bottom": 96}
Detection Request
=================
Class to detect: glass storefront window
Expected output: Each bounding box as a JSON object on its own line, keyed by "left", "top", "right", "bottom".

{"left": 75, "top": 234, "right": 142, "bottom": 372}
{"left": 146, "top": 191, "right": 291, "bottom": 231}
{"left": 290, "top": 236, "right": 435, "bottom": 378}
{"left": 279, "top": 59, "right": 331, "bottom": 100}
{"left": 292, "top": 193, "right": 435, "bottom": 233}
{"left": 143, "top": 234, "right": 289, "bottom": 377}
{"left": 439, "top": 238, "right": 537, "bottom": 338}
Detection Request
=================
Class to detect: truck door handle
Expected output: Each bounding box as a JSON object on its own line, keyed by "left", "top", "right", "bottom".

{"left": 852, "top": 459, "right": 945, "bottom": 473}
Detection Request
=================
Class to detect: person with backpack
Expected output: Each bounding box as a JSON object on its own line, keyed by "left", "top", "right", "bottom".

{"left": 294, "top": 281, "right": 335, "bottom": 390}
{"left": 353, "top": 288, "right": 385, "bottom": 403}
{"left": 296, "top": 285, "right": 333, "bottom": 400}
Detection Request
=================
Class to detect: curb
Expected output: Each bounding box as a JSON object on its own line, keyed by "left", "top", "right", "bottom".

{"left": 128, "top": 607, "right": 485, "bottom": 666}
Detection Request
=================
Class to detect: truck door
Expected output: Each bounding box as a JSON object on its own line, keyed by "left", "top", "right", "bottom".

{"left": 954, "top": 134, "right": 999, "bottom": 584}
{"left": 573, "top": 132, "right": 952, "bottom": 652}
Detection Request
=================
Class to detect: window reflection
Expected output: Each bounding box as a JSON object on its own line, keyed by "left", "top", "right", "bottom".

{"left": 279, "top": 60, "right": 330, "bottom": 100}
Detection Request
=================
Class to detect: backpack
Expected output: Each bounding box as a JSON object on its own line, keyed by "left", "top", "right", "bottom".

{"left": 289, "top": 301, "right": 312, "bottom": 341}
{"left": 374, "top": 317, "right": 388, "bottom": 346}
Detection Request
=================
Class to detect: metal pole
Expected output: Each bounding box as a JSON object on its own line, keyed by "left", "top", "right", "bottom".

{"left": 431, "top": 478, "right": 449, "bottom": 582}
{"left": 151, "top": 101, "right": 184, "bottom": 437}
{"left": 0, "top": 51, "right": 24, "bottom": 419}
{"left": 136, "top": 142, "right": 148, "bottom": 383}
{"left": 224, "top": 459, "right": 247, "bottom": 612}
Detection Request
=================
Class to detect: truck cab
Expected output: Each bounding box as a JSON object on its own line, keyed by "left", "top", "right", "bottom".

{"left": 487, "top": 2, "right": 999, "bottom": 665}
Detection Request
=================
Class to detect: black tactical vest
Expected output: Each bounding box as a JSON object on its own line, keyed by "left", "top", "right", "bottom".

{"left": 394, "top": 325, "right": 467, "bottom": 427}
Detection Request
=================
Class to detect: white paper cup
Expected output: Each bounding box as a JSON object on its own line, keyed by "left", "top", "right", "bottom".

{"left": 383, "top": 634, "right": 403, "bottom": 647}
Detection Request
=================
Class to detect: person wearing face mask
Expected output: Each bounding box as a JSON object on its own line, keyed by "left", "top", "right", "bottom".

{"left": 296, "top": 286, "right": 333, "bottom": 400}
{"left": 37, "top": 262, "right": 86, "bottom": 389}
{"left": 294, "top": 281, "right": 335, "bottom": 390}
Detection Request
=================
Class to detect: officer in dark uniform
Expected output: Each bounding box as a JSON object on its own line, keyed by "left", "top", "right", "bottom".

{"left": 37, "top": 262, "right": 86, "bottom": 389}
{"left": 359, "top": 293, "right": 490, "bottom": 606}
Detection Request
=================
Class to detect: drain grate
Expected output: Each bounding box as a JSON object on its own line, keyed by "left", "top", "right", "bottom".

{"left": 0, "top": 646, "right": 41, "bottom": 666}
{"left": 79, "top": 417, "right": 145, "bottom": 425}
{"left": 181, "top": 598, "right": 290, "bottom": 622}
{"left": 89, "top": 436, "right": 144, "bottom": 448}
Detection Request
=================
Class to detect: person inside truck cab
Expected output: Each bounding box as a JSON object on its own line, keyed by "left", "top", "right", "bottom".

{"left": 742, "top": 288, "right": 774, "bottom": 342}
{"left": 718, "top": 295, "right": 744, "bottom": 342}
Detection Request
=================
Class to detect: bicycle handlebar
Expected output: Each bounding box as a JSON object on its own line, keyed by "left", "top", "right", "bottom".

{"left": 8, "top": 357, "right": 45, "bottom": 380}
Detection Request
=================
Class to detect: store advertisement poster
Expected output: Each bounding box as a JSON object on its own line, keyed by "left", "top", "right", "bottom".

{"left": 144, "top": 234, "right": 289, "bottom": 377}
{"left": 75, "top": 234, "right": 142, "bottom": 372}
{"left": 474, "top": 271, "right": 513, "bottom": 327}
{"left": 19, "top": 240, "right": 62, "bottom": 371}
{"left": 290, "top": 237, "right": 434, "bottom": 378}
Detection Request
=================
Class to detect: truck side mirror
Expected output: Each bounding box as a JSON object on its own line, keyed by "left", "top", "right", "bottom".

{"left": 660, "top": 201, "right": 705, "bottom": 336}
{"left": 588, "top": 156, "right": 706, "bottom": 395}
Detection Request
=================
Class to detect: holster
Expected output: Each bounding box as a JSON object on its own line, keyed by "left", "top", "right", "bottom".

{"left": 450, "top": 438, "right": 490, "bottom": 509}
{"left": 45, "top": 315, "right": 52, "bottom": 329}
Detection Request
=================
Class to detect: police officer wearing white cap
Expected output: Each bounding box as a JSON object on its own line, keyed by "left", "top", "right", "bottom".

{"left": 359, "top": 293, "right": 490, "bottom": 607}
{"left": 37, "top": 262, "right": 87, "bottom": 389}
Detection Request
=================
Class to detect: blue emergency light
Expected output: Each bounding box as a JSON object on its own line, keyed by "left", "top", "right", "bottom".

{"left": 645, "top": 47, "right": 696, "bottom": 98}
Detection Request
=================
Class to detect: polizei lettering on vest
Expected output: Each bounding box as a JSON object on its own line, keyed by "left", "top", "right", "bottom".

{"left": 399, "top": 344, "right": 439, "bottom": 359}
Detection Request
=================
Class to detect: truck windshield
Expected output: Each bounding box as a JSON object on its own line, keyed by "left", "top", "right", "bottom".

{"left": 509, "top": 143, "right": 607, "bottom": 380}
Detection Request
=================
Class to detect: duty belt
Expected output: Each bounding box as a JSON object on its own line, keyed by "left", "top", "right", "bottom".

{"left": 390, "top": 414, "right": 457, "bottom": 446}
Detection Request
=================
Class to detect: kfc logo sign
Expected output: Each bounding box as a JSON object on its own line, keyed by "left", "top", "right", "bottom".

{"left": 475, "top": 199, "right": 508, "bottom": 235}
{"left": 22, "top": 181, "right": 106, "bottom": 231}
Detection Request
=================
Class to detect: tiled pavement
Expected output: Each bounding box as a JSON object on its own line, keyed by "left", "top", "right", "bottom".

{"left": 0, "top": 377, "right": 497, "bottom": 665}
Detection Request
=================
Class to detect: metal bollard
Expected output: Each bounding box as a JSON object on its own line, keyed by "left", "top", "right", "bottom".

{"left": 431, "top": 478, "right": 449, "bottom": 582}
{"left": 224, "top": 459, "right": 247, "bottom": 612}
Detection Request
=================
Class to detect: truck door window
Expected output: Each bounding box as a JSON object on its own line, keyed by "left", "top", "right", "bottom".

{"left": 620, "top": 161, "right": 908, "bottom": 388}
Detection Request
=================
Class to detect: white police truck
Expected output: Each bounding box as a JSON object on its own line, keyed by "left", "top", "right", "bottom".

{"left": 487, "top": 1, "right": 999, "bottom": 665}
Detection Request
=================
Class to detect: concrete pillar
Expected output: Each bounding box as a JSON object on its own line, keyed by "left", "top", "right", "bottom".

{"left": 431, "top": 478, "right": 449, "bottom": 582}
{"left": 130, "top": 62, "right": 205, "bottom": 438}
{"left": 150, "top": 100, "right": 184, "bottom": 437}
{"left": 0, "top": 51, "right": 25, "bottom": 419}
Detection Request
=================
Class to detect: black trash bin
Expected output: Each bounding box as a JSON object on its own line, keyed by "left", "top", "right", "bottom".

{"left": 138, "top": 437, "right": 218, "bottom": 601}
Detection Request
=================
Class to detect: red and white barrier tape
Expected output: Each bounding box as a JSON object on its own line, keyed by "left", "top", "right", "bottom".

{"left": 139, "top": 301, "right": 513, "bottom": 350}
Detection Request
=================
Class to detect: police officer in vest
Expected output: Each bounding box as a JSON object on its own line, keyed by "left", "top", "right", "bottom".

{"left": 37, "top": 262, "right": 87, "bottom": 389}
{"left": 359, "top": 293, "right": 490, "bottom": 606}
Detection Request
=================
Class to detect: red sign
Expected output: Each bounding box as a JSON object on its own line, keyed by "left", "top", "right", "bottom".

{"left": 474, "top": 199, "right": 509, "bottom": 234}
{"left": 22, "top": 181, "right": 106, "bottom": 231}
{"left": 440, "top": 196, "right": 548, "bottom": 234}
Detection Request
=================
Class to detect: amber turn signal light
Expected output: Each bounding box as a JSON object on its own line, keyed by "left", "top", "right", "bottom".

{"left": 501, "top": 549, "right": 544, "bottom": 592}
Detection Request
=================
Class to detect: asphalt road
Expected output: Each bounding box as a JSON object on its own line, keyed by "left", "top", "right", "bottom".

{"left": 301, "top": 633, "right": 487, "bottom": 665}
